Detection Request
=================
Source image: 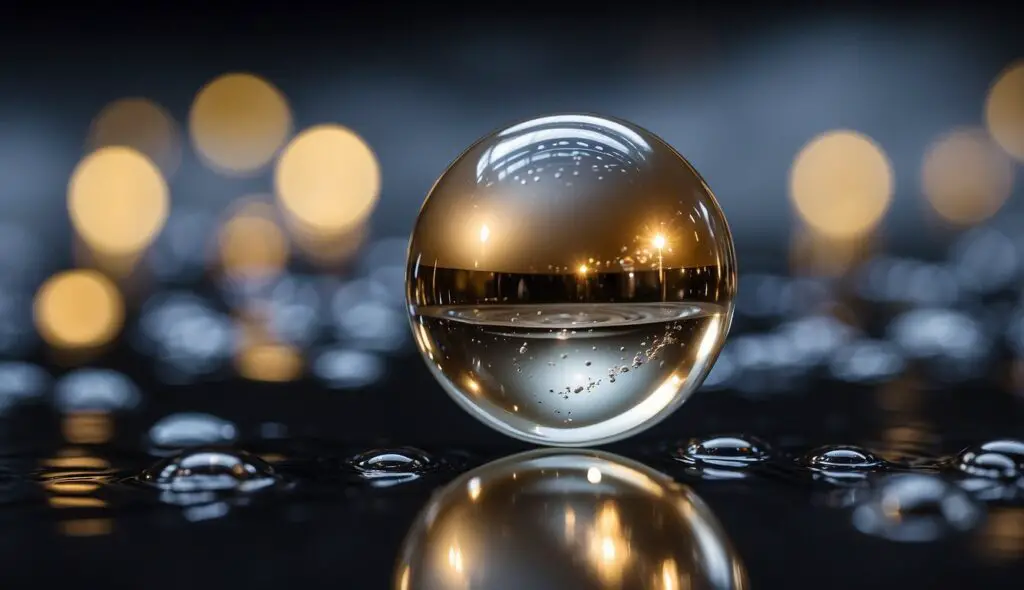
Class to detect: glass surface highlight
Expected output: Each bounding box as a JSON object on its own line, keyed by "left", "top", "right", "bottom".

{"left": 406, "top": 114, "right": 737, "bottom": 446}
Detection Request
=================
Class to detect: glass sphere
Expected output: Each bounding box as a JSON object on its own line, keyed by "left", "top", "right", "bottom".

{"left": 394, "top": 449, "right": 748, "bottom": 590}
{"left": 407, "top": 114, "right": 736, "bottom": 446}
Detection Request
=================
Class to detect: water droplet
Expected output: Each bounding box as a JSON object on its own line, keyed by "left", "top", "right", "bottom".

{"left": 802, "top": 445, "right": 885, "bottom": 476}
{"left": 954, "top": 439, "right": 1024, "bottom": 480}
{"left": 349, "top": 447, "right": 437, "bottom": 487}
{"left": 138, "top": 449, "right": 278, "bottom": 492}
{"left": 852, "top": 474, "right": 982, "bottom": 542}
{"left": 148, "top": 413, "right": 237, "bottom": 450}
{"left": 584, "top": 361, "right": 591, "bottom": 366}
{"left": 672, "top": 434, "right": 772, "bottom": 468}
{"left": 519, "top": 344, "right": 528, "bottom": 354}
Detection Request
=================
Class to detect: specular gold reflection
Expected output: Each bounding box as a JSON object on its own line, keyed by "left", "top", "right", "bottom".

{"left": 60, "top": 518, "right": 113, "bottom": 537}
{"left": 395, "top": 449, "right": 747, "bottom": 589}
{"left": 189, "top": 73, "right": 292, "bottom": 175}
{"left": 34, "top": 270, "right": 124, "bottom": 350}
{"left": 62, "top": 411, "right": 114, "bottom": 445}
{"left": 68, "top": 146, "right": 169, "bottom": 257}
{"left": 985, "top": 60, "right": 1024, "bottom": 162}
{"left": 921, "top": 128, "right": 1014, "bottom": 225}
{"left": 86, "top": 97, "right": 182, "bottom": 177}
{"left": 789, "top": 130, "right": 893, "bottom": 239}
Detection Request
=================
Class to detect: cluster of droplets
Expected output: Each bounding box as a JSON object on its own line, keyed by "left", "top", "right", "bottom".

{"left": 670, "top": 434, "right": 1024, "bottom": 542}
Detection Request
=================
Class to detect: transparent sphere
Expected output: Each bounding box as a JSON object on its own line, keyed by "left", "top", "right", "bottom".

{"left": 407, "top": 114, "right": 736, "bottom": 446}
{"left": 394, "top": 449, "right": 747, "bottom": 590}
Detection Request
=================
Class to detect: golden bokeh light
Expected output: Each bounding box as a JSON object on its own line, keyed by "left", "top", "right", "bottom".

{"left": 34, "top": 270, "right": 124, "bottom": 349}
{"left": 86, "top": 97, "right": 182, "bottom": 176}
{"left": 68, "top": 146, "right": 169, "bottom": 256}
{"left": 218, "top": 200, "right": 290, "bottom": 279}
{"left": 985, "top": 60, "right": 1024, "bottom": 161}
{"left": 189, "top": 73, "right": 293, "bottom": 175}
{"left": 288, "top": 218, "right": 368, "bottom": 269}
{"left": 789, "top": 130, "right": 894, "bottom": 239}
{"left": 274, "top": 124, "right": 381, "bottom": 237}
{"left": 234, "top": 316, "right": 302, "bottom": 382}
{"left": 921, "top": 128, "right": 1014, "bottom": 225}
{"left": 62, "top": 411, "right": 114, "bottom": 445}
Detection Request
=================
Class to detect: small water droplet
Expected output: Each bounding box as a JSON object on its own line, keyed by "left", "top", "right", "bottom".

{"left": 585, "top": 361, "right": 592, "bottom": 367}
{"left": 672, "top": 434, "right": 772, "bottom": 468}
{"left": 519, "top": 344, "right": 528, "bottom": 354}
{"left": 802, "top": 445, "right": 885, "bottom": 475}
{"left": 138, "top": 449, "right": 278, "bottom": 492}
{"left": 954, "top": 439, "right": 1024, "bottom": 480}
{"left": 561, "top": 353, "right": 568, "bottom": 359}
{"left": 349, "top": 447, "right": 437, "bottom": 488}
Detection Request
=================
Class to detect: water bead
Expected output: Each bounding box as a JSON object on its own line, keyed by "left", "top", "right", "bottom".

{"left": 394, "top": 449, "right": 747, "bottom": 589}
{"left": 406, "top": 114, "right": 736, "bottom": 446}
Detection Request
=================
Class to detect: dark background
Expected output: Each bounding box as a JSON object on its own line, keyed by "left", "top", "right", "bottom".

{"left": 0, "top": 2, "right": 1023, "bottom": 588}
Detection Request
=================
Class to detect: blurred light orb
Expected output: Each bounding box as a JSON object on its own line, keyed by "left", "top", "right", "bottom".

{"left": 921, "top": 128, "right": 1014, "bottom": 225}
{"left": 34, "top": 270, "right": 124, "bottom": 349}
{"left": 985, "top": 60, "right": 1024, "bottom": 162}
{"left": 395, "top": 449, "right": 748, "bottom": 590}
{"left": 189, "top": 73, "right": 292, "bottom": 175}
{"left": 218, "top": 200, "right": 290, "bottom": 279}
{"left": 68, "top": 146, "right": 169, "bottom": 256}
{"left": 789, "top": 130, "right": 893, "bottom": 239}
{"left": 274, "top": 124, "right": 381, "bottom": 237}
{"left": 86, "top": 97, "right": 182, "bottom": 176}
{"left": 406, "top": 114, "right": 736, "bottom": 446}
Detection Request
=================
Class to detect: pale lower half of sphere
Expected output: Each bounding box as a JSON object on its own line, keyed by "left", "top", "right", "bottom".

{"left": 394, "top": 449, "right": 748, "bottom": 590}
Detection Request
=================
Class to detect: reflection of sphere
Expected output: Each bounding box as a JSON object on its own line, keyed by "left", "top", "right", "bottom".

{"left": 406, "top": 114, "right": 736, "bottom": 446}
{"left": 395, "top": 449, "right": 747, "bottom": 590}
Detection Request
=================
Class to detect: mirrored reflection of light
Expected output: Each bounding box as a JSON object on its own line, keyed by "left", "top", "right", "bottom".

{"left": 34, "top": 270, "right": 124, "bottom": 350}
{"left": 86, "top": 97, "right": 182, "bottom": 177}
{"left": 68, "top": 146, "right": 169, "bottom": 257}
{"left": 985, "top": 60, "right": 1024, "bottom": 161}
{"left": 189, "top": 73, "right": 292, "bottom": 175}
{"left": 60, "top": 518, "right": 113, "bottom": 537}
{"left": 921, "top": 128, "right": 1014, "bottom": 225}
{"left": 275, "top": 124, "right": 381, "bottom": 245}
{"left": 54, "top": 369, "right": 141, "bottom": 413}
{"left": 852, "top": 474, "right": 982, "bottom": 542}
{"left": 312, "top": 347, "right": 384, "bottom": 389}
{"left": 62, "top": 411, "right": 113, "bottom": 445}
{"left": 790, "top": 130, "right": 893, "bottom": 239}
{"left": 218, "top": 200, "right": 290, "bottom": 281}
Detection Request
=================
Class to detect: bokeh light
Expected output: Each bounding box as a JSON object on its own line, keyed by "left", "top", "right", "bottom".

{"left": 34, "top": 270, "right": 124, "bottom": 350}
{"left": 189, "top": 73, "right": 292, "bottom": 175}
{"left": 985, "top": 60, "right": 1024, "bottom": 162}
{"left": 789, "top": 130, "right": 894, "bottom": 239}
{"left": 291, "top": 220, "right": 369, "bottom": 269}
{"left": 86, "top": 97, "right": 182, "bottom": 177}
{"left": 68, "top": 146, "right": 169, "bottom": 256}
{"left": 217, "top": 200, "right": 290, "bottom": 279}
{"left": 921, "top": 128, "right": 1014, "bottom": 225}
{"left": 274, "top": 124, "right": 381, "bottom": 239}
{"left": 234, "top": 317, "right": 302, "bottom": 382}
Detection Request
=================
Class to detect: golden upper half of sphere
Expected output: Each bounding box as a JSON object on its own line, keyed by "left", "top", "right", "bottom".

{"left": 409, "top": 114, "right": 736, "bottom": 276}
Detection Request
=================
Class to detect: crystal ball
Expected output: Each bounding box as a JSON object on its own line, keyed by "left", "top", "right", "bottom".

{"left": 394, "top": 449, "right": 747, "bottom": 590}
{"left": 407, "top": 114, "right": 736, "bottom": 446}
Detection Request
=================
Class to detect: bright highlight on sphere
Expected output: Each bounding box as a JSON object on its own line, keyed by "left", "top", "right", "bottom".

{"left": 789, "top": 130, "right": 893, "bottom": 239}
{"left": 274, "top": 124, "right": 381, "bottom": 236}
{"left": 406, "top": 113, "right": 736, "bottom": 447}
{"left": 189, "top": 73, "right": 292, "bottom": 175}
{"left": 68, "top": 146, "right": 169, "bottom": 256}
{"left": 34, "top": 270, "right": 124, "bottom": 349}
